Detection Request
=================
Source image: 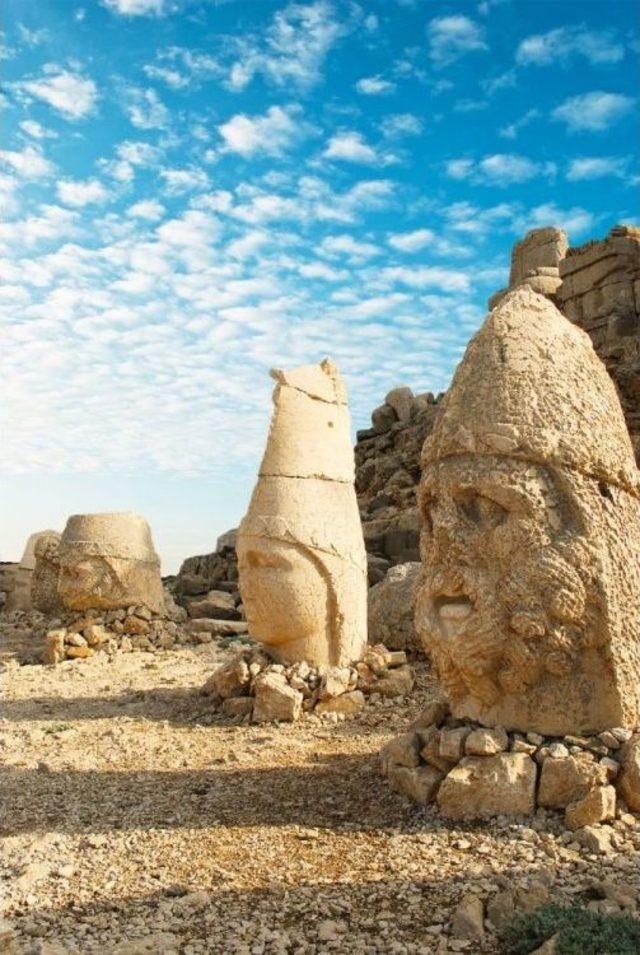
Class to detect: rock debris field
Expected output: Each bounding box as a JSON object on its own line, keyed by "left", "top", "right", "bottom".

{"left": 2, "top": 629, "right": 639, "bottom": 955}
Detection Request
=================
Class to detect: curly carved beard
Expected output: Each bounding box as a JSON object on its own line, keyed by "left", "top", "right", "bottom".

{"left": 420, "top": 541, "right": 594, "bottom": 709}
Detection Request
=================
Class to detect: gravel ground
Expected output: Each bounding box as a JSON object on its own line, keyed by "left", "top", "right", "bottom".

{"left": 2, "top": 626, "right": 639, "bottom": 955}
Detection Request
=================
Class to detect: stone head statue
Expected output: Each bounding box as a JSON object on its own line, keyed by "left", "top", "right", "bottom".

{"left": 415, "top": 286, "right": 640, "bottom": 735}
{"left": 57, "top": 512, "right": 164, "bottom": 613}
{"left": 4, "top": 529, "right": 60, "bottom": 613}
{"left": 237, "top": 359, "right": 367, "bottom": 666}
{"left": 32, "top": 530, "right": 63, "bottom": 614}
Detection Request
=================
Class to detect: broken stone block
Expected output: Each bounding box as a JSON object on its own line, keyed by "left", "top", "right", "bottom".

{"left": 437, "top": 753, "right": 537, "bottom": 820}
{"left": 315, "top": 690, "right": 365, "bottom": 717}
{"left": 465, "top": 726, "right": 508, "bottom": 756}
{"left": 186, "top": 590, "right": 239, "bottom": 620}
{"left": 565, "top": 785, "right": 616, "bottom": 831}
{"left": 43, "top": 630, "right": 66, "bottom": 665}
{"left": 386, "top": 765, "right": 443, "bottom": 805}
{"left": 617, "top": 734, "right": 640, "bottom": 811}
{"left": 202, "top": 657, "right": 250, "bottom": 700}
{"left": 252, "top": 672, "right": 303, "bottom": 723}
{"left": 439, "top": 726, "right": 471, "bottom": 761}
{"left": 220, "top": 697, "right": 254, "bottom": 719}
{"left": 380, "top": 733, "right": 421, "bottom": 771}
{"left": 538, "top": 755, "right": 607, "bottom": 809}
{"left": 368, "top": 562, "right": 421, "bottom": 651}
{"left": 374, "top": 665, "right": 414, "bottom": 698}
{"left": 451, "top": 895, "right": 485, "bottom": 941}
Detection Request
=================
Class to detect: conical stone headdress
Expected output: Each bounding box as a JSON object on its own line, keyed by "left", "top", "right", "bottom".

{"left": 59, "top": 512, "right": 160, "bottom": 564}
{"left": 422, "top": 285, "right": 640, "bottom": 496}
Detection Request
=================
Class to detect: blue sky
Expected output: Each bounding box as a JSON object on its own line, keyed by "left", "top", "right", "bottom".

{"left": 1, "top": 0, "right": 637, "bottom": 571}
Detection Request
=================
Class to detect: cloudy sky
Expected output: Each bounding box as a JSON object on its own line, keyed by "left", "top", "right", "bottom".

{"left": 1, "top": 0, "right": 637, "bottom": 571}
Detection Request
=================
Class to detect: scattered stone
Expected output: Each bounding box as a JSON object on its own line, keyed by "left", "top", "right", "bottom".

{"left": 465, "top": 726, "right": 508, "bottom": 756}
{"left": 538, "top": 755, "right": 606, "bottom": 809}
{"left": 618, "top": 734, "right": 640, "bottom": 810}
{"left": 451, "top": 895, "right": 484, "bottom": 940}
{"left": 565, "top": 785, "right": 616, "bottom": 831}
{"left": 437, "top": 754, "right": 537, "bottom": 820}
{"left": 252, "top": 672, "right": 303, "bottom": 723}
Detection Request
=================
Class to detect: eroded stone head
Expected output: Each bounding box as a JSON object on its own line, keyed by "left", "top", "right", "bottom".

{"left": 238, "top": 360, "right": 367, "bottom": 666}
{"left": 416, "top": 286, "right": 640, "bottom": 735}
{"left": 32, "top": 531, "right": 63, "bottom": 614}
{"left": 57, "top": 512, "right": 164, "bottom": 613}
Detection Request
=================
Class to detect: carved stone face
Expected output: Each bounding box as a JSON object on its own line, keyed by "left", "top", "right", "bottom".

{"left": 415, "top": 453, "right": 617, "bottom": 733}
{"left": 237, "top": 538, "right": 328, "bottom": 662}
{"left": 58, "top": 556, "right": 126, "bottom": 610}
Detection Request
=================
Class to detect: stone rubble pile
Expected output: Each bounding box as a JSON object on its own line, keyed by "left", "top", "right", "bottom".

{"left": 201, "top": 643, "right": 414, "bottom": 724}
{"left": 381, "top": 699, "right": 640, "bottom": 834}
{"left": 169, "top": 528, "right": 239, "bottom": 611}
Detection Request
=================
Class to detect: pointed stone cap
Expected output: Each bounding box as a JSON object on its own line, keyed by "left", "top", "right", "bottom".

{"left": 422, "top": 286, "right": 640, "bottom": 497}
{"left": 258, "top": 358, "right": 355, "bottom": 483}
{"left": 19, "top": 530, "right": 60, "bottom": 570}
{"left": 59, "top": 512, "right": 160, "bottom": 563}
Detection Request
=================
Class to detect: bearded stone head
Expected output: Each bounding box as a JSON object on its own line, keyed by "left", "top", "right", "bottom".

{"left": 415, "top": 287, "right": 640, "bottom": 735}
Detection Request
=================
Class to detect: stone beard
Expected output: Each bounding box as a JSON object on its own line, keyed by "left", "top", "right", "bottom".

{"left": 415, "top": 453, "right": 640, "bottom": 735}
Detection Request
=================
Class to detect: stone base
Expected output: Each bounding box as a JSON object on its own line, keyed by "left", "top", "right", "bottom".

{"left": 380, "top": 702, "right": 639, "bottom": 825}
{"left": 201, "top": 643, "right": 414, "bottom": 724}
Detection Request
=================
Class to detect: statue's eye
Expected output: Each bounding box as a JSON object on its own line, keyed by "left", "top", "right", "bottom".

{"left": 459, "top": 493, "right": 507, "bottom": 527}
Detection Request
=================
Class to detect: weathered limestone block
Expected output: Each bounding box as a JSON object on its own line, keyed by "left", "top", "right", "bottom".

{"left": 509, "top": 227, "right": 568, "bottom": 287}
{"left": 538, "top": 755, "right": 606, "bottom": 809}
{"left": 57, "top": 513, "right": 165, "bottom": 614}
{"left": 386, "top": 764, "right": 443, "bottom": 804}
{"left": 437, "top": 753, "right": 537, "bottom": 819}
{"left": 252, "top": 672, "right": 303, "bottom": 722}
{"left": 565, "top": 785, "right": 616, "bottom": 831}
{"left": 618, "top": 734, "right": 640, "bottom": 810}
{"left": 367, "top": 562, "right": 421, "bottom": 650}
{"left": 4, "top": 530, "right": 59, "bottom": 612}
{"left": 385, "top": 386, "right": 415, "bottom": 424}
{"left": 416, "top": 286, "right": 640, "bottom": 735}
{"left": 32, "top": 531, "right": 62, "bottom": 614}
{"left": 238, "top": 360, "right": 367, "bottom": 667}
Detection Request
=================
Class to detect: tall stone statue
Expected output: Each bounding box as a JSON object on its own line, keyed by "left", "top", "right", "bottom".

{"left": 415, "top": 286, "right": 640, "bottom": 735}
{"left": 57, "top": 512, "right": 165, "bottom": 613}
{"left": 4, "top": 530, "right": 59, "bottom": 613}
{"left": 238, "top": 359, "right": 367, "bottom": 666}
{"left": 32, "top": 531, "right": 63, "bottom": 614}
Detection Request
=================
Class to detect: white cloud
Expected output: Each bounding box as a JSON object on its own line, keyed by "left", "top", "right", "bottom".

{"left": 160, "top": 167, "right": 210, "bottom": 194}
{"left": 427, "top": 15, "right": 487, "bottom": 68}
{"left": 388, "top": 229, "right": 435, "bottom": 253}
{"left": 379, "top": 113, "right": 423, "bottom": 138}
{"left": 522, "top": 203, "right": 595, "bottom": 237}
{"left": 126, "top": 87, "right": 169, "bottom": 129}
{"left": 143, "top": 64, "right": 189, "bottom": 89}
{"left": 19, "top": 120, "right": 56, "bottom": 140}
{"left": 446, "top": 153, "right": 556, "bottom": 186}
{"left": 218, "top": 105, "right": 306, "bottom": 157}
{"left": 0, "top": 145, "right": 54, "bottom": 179}
{"left": 156, "top": 209, "right": 220, "bottom": 248}
{"left": 127, "top": 199, "right": 166, "bottom": 220}
{"left": 499, "top": 109, "right": 539, "bottom": 139}
{"left": 320, "top": 234, "right": 381, "bottom": 260}
{"left": 355, "top": 76, "right": 396, "bottom": 95}
{"left": 103, "top": 0, "right": 166, "bottom": 14}
{"left": 552, "top": 91, "right": 635, "bottom": 132}
{"left": 19, "top": 68, "right": 98, "bottom": 120}
{"left": 323, "top": 131, "right": 378, "bottom": 164}
{"left": 56, "top": 179, "right": 109, "bottom": 207}
{"left": 227, "top": 1, "right": 345, "bottom": 91}
{"left": 298, "top": 261, "right": 347, "bottom": 281}
{"left": 381, "top": 266, "right": 470, "bottom": 293}
{"left": 0, "top": 204, "right": 79, "bottom": 250}
{"left": 566, "top": 157, "right": 627, "bottom": 181}
{"left": 516, "top": 26, "right": 625, "bottom": 66}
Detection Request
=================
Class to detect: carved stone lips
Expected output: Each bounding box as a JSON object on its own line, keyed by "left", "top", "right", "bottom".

{"left": 434, "top": 595, "right": 473, "bottom": 637}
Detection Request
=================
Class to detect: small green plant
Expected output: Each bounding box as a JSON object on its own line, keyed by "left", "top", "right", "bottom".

{"left": 502, "top": 903, "right": 640, "bottom": 954}
{"left": 43, "top": 722, "right": 72, "bottom": 734}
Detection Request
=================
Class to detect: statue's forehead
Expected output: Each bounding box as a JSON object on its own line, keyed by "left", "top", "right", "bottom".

{"left": 422, "top": 455, "right": 553, "bottom": 497}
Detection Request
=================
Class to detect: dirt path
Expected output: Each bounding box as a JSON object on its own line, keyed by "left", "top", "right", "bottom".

{"left": 2, "top": 632, "right": 639, "bottom": 955}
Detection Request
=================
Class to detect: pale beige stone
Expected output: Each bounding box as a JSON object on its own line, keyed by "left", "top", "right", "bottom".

{"left": 315, "top": 690, "right": 365, "bottom": 716}
{"left": 437, "top": 753, "right": 537, "bottom": 819}
{"left": 374, "top": 665, "right": 414, "bottom": 698}
{"left": 252, "top": 672, "right": 303, "bottom": 722}
{"left": 367, "top": 562, "right": 421, "bottom": 650}
{"left": 618, "top": 734, "right": 640, "bottom": 810}
{"left": 4, "top": 530, "right": 59, "bottom": 612}
{"left": 238, "top": 360, "right": 367, "bottom": 667}
{"left": 416, "top": 286, "right": 640, "bottom": 735}
{"left": 31, "top": 531, "right": 63, "bottom": 614}
{"left": 386, "top": 764, "right": 443, "bottom": 804}
{"left": 202, "top": 657, "right": 250, "bottom": 699}
{"left": 538, "top": 755, "right": 606, "bottom": 809}
{"left": 509, "top": 227, "right": 568, "bottom": 287}
{"left": 465, "top": 726, "right": 508, "bottom": 756}
{"left": 57, "top": 513, "right": 164, "bottom": 614}
{"left": 380, "top": 732, "right": 421, "bottom": 771}
{"left": 43, "top": 630, "right": 66, "bottom": 665}
{"left": 451, "top": 895, "right": 485, "bottom": 940}
{"left": 565, "top": 785, "right": 616, "bottom": 831}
